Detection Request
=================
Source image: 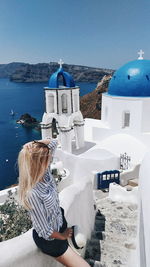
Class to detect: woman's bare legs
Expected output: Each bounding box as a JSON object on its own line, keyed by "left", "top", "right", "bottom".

{"left": 56, "top": 246, "right": 90, "bottom": 267}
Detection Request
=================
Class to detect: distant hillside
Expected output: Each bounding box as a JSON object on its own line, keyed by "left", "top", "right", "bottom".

{"left": 80, "top": 75, "right": 112, "bottom": 119}
{"left": 8, "top": 62, "right": 114, "bottom": 83}
{"left": 0, "top": 62, "right": 26, "bottom": 78}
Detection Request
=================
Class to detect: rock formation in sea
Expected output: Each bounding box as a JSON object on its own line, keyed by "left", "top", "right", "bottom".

{"left": 16, "top": 113, "right": 39, "bottom": 128}
{"left": 80, "top": 75, "right": 112, "bottom": 119}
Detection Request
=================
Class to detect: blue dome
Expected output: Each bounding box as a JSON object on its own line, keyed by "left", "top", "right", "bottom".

{"left": 108, "top": 60, "right": 150, "bottom": 97}
{"left": 49, "top": 67, "right": 75, "bottom": 88}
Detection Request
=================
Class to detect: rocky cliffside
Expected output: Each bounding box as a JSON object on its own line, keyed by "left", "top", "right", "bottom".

{"left": 0, "top": 62, "right": 26, "bottom": 78}
{"left": 80, "top": 75, "right": 112, "bottom": 119}
{"left": 9, "top": 62, "right": 114, "bottom": 83}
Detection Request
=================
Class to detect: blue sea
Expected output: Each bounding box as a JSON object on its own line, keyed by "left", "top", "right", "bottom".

{"left": 0, "top": 79, "right": 97, "bottom": 190}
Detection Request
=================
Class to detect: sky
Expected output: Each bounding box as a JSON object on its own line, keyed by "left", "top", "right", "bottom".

{"left": 0, "top": 0, "right": 150, "bottom": 69}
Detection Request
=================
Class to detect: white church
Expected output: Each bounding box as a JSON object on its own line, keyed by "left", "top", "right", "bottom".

{"left": 1, "top": 51, "right": 150, "bottom": 267}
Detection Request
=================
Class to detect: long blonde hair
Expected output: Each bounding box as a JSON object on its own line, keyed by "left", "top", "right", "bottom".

{"left": 18, "top": 141, "right": 51, "bottom": 210}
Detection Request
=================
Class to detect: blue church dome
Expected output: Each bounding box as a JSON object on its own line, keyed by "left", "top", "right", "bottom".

{"left": 108, "top": 60, "right": 150, "bottom": 97}
{"left": 49, "top": 66, "right": 75, "bottom": 88}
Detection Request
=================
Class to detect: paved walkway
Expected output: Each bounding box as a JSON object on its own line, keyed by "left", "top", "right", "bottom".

{"left": 84, "top": 190, "right": 138, "bottom": 267}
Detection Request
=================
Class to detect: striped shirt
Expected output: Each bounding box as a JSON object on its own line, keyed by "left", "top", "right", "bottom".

{"left": 28, "top": 139, "right": 63, "bottom": 241}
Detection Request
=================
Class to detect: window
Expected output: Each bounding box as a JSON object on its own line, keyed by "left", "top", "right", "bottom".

{"left": 61, "top": 94, "right": 68, "bottom": 113}
{"left": 122, "top": 111, "right": 130, "bottom": 128}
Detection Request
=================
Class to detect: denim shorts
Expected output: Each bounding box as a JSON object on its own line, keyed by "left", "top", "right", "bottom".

{"left": 32, "top": 208, "right": 69, "bottom": 257}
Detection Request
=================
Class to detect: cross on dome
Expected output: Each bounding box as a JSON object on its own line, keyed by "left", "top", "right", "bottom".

{"left": 58, "top": 59, "right": 64, "bottom": 68}
{"left": 138, "top": 49, "right": 144, "bottom": 60}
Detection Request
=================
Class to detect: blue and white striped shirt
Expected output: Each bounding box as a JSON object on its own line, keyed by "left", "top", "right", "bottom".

{"left": 28, "top": 140, "right": 63, "bottom": 240}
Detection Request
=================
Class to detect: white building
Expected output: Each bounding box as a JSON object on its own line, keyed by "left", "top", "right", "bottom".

{"left": 83, "top": 52, "right": 150, "bottom": 167}
{"left": 41, "top": 60, "right": 84, "bottom": 153}
{"left": 41, "top": 54, "right": 150, "bottom": 185}
{"left": 102, "top": 57, "right": 150, "bottom": 133}
{"left": 138, "top": 151, "right": 150, "bottom": 267}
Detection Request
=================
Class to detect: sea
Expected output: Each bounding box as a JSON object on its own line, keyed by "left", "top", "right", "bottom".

{"left": 0, "top": 79, "right": 97, "bottom": 190}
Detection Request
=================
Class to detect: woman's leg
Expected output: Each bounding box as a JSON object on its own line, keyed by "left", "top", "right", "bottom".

{"left": 55, "top": 246, "right": 90, "bottom": 267}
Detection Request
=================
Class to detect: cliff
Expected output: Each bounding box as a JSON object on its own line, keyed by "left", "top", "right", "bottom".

{"left": 80, "top": 75, "right": 112, "bottom": 119}
{"left": 0, "top": 62, "right": 26, "bottom": 78}
{"left": 9, "top": 62, "right": 114, "bottom": 83}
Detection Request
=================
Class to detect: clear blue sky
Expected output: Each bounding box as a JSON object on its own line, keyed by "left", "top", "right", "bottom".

{"left": 0, "top": 0, "right": 150, "bottom": 69}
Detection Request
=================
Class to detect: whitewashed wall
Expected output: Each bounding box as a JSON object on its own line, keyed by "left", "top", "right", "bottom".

{"left": 141, "top": 98, "right": 150, "bottom": 131}
{"left": 101, "top": 94, "right": 150, "bottom": 133}
{"left": 138, "top": 151, "right": 150, "bottom": 267}
{"left": 83, "top": 118, "right": 150, "bottom": 169}
{"left": 56, "top": 147, "right": 119, "bottom": 186}
{"left": 102, "top": 94, "right": 143, "bottom": 132}
{"left": 109, "top": 183, "right": 138, "bottom": 204}
{"left": 0, "top": 179, "right": 95, "bottom": 267}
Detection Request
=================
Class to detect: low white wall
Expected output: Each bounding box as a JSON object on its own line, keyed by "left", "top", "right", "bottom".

{"left": 0, "top": 179, "right": 95, "bottom": 267}
{"left": 109, "top": 183, "right": 138, "bottom": 204}
{"left": 56, "top": 149, "right": 119, "bottom": 185}
{"left": 138, "top": 151, "right": 150, "bottom": 267}
{"left": 120, "top": 164, "right": 140, "bottom": 186}
{"left": 60, "top": 180, "right": 95, "bottom": 241}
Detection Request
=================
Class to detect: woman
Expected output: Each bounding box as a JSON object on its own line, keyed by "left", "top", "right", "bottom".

{"left": 18, "top": 139, "right": 90, "bottom": 267}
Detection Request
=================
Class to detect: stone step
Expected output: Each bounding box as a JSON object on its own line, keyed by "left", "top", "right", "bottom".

{"left": 85, "top": 196, "right": 137, "bottom": 267}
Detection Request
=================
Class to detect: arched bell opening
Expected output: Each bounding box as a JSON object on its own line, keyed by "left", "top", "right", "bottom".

{"left": 61, "top": 94, "right": 68, "bottom": 113}
{"left": 52, "top": 118, "right": 59, "bottom": 138}
{"left": 47, "top": 94, "right": 54, "bottom": 113}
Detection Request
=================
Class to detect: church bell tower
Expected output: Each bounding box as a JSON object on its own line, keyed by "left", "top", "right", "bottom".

{"left": 41, "top": 60, "right": 84, "bottom": 153}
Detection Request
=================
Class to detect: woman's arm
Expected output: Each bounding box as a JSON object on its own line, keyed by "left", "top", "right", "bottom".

{"left": 23, "top": 138, "right": 58, "bottom": 149}
{"left": 37, "top": 139, "right": 52, "bottom": 145}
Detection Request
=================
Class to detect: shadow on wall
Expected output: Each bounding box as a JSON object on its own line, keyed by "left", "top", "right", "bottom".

{"left": 72, "top": 140, "right": 96, "bottom": 155}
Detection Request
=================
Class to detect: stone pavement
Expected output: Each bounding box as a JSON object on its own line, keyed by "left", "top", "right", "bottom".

{"left": 84, "top": 190, "right": 138, "bottom": 267}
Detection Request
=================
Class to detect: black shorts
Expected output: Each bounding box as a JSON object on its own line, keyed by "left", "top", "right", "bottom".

{"left": 32, "top": 208, "right": 69, "bottom": 257}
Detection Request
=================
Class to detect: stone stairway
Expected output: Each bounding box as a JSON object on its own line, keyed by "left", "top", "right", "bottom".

{"left": 84, "top": 209, "right": 105, "bottom": 267}
{"left": 84, "top": 191, "right": 138, "bottom": 267}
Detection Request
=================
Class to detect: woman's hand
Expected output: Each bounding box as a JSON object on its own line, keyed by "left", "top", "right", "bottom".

{"left": 50, "top": 228, "right": 73, "bottom": 240}
{"left": 23, "top": 139, "right": 51, "bottom": 150}
{"left": 61, "top": 228, "right": 73, "bottom": 240}
{"left": 23, "top": 141, "right": 34, "bottom": 150}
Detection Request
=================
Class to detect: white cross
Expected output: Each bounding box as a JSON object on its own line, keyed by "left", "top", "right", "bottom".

{"left": 58, "top": 59, "right": 64, "bottom": 68}
{"left": 138, "top": 49, "right": 144, "bottom": 60}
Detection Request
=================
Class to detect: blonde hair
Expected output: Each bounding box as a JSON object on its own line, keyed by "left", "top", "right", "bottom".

{"left": 18, "top": 141, "right": 51, "bottom": 210}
